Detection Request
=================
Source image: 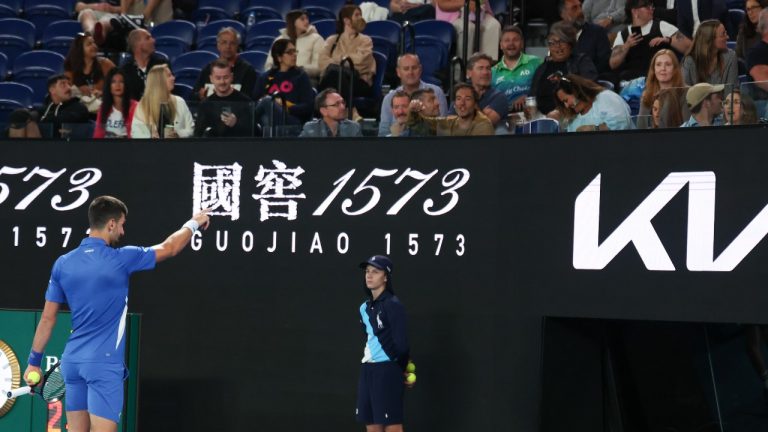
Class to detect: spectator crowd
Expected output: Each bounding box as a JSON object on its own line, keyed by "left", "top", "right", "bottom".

{"left": 4, "top": 0, "right": 768, "bottom": 140}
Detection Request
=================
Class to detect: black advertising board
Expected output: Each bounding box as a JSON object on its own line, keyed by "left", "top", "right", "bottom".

{"left": 1, "top": 126, "right": 768, "bottom": 431}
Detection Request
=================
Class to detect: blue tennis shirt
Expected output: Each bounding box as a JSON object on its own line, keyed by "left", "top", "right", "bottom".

{"left": 45, "top": 237, "right": 156, "bottom": 363}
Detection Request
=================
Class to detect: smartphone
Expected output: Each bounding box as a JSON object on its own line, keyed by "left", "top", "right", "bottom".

{"left": 221, "top": 106, "right": 232, "bottom": 116}
{"left": 631, "top": 26, "right": 641, "bottom": 36}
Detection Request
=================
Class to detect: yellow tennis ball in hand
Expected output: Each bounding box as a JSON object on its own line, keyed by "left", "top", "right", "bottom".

{"left": 27, "top": 371, "right": 41, "bottom": 385}
{"left": 406, "top": 362, "right": 416, "bottom": 373}
{"left": 406, "top": 373, "right": 416, "bottom": 384}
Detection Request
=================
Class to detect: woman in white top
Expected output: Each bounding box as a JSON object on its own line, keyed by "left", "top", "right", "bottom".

{"left": 264, "top": 9, "right": 325, "bottom": 83}
{"left": 131, "top": 64, "right": 194, "bottom": 138}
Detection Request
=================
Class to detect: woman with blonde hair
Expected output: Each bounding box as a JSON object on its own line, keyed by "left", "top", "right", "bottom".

{"left": 682, "top": 19, "right": 738, "bottom": 87}
{"left": 637, "top": 49, "right": 688, "bottom": 128}
{"left": 131, "top": 64, "right": 194, "bottom": 138}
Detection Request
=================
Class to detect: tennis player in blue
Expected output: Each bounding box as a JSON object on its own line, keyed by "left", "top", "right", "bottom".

{"left": 23, "top": 196, "right": 210, "bottom": 432}
{"left": 356, "top": 255, "right": 414, "bottom": 432}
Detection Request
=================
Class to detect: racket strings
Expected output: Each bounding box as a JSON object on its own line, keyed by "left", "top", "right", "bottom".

{"left": 41, "top": 370, "right": 65, "bottom": 401}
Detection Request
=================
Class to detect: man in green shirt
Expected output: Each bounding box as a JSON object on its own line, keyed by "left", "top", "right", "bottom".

{"left": 491, "top": 25, "right": 543, "bottom": 112}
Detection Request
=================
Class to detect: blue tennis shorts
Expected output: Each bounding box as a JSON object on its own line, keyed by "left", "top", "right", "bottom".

{"left": 356, "top": 361, "right": 404, "bottom": 425}
{"left": 60, "top": 361, "right": 127, "bottom": 423}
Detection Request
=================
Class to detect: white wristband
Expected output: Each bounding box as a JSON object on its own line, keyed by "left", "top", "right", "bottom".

{"left": 182, "top": 219, "right": 199, "bottom": 234}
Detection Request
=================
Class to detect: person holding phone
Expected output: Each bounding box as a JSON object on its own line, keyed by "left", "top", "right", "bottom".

{"left": 609, "top": 0, "right": 692, "bottom": 81}
{"left": 194, "top": 59, "right": 254, "bottom": 137}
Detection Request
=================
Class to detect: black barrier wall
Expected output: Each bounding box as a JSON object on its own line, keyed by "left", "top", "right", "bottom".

{"left": 1, "top": 126, "right": 768, "bottom": 431}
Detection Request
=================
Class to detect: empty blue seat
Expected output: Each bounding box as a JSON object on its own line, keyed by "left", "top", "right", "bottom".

{"left": 0, "top": 81, "right": 33, "bottom": 107}
{"left": 239, "top": 0, "right": 291, "bottom": 24}
{"left": 245, "top": 35, "right": 274, "bottom": 52}
{"left": 365, "top": 20, "right": 401, "bottom": 47}
{"left": 414, "top": 36, "right": 447, "bottom": 85}
{"left": 23, "top": 0, "right": 74, "bottom": 42}
{"left": 152, "top": 21, "right": 197, "bottom": 62}
{"left": 192, "top": 0, "right": 240, "bottom": 23}
{"left": 42, "top": 20, "right": 81, "bottom": 57}
{"left": 411, "top": 20, "right": 455, "bottom": 53}
{"left": 0, "top": 18, "right": 35, "bottom": 68}
{"left": 197, "top": 19, "right": 245, "bottom": 51}
{"left": 172, "top": 50, "right": 217, "bottom": 87}
{"left": 0, "top": 0, "right": 21, "bottom": 18}
{"left": 152, "top": 20, "right": 197, "bottom": 45}
{"left": 173, "top": 82, "right": 193, "bottom": 99}
{"left": 299, "top": 0, "right": 346, "bottom": 21}
{"left": 313, "top": 19, "right": 336, "bottom": 39}
{"left": 12, "top": 49, "right": 64, "bottom": 104}
{"left": 246, "top": 19, "right": 284, "bottom": 43}
{"left": 239, "top": 50, "right": 269, "bottom": 74}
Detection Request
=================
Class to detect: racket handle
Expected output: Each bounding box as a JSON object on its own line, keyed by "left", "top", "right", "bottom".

{"left": 7, "top": 386, "right": 32, "bottom": 398}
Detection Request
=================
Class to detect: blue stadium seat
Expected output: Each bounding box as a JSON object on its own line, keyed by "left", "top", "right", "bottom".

{"left": 239, "top": 50, "right": 268, "bottom": 74}
{"left": 41, "top": 20, "right": 81, "bottom": 57}
{"left": 245, "top": 35, "right": 274, "bottom": 52}
{"left": 414, "top": 36, "right": 448, "bottom": 85}
{"left": 12, "top": 50, "right": 64, "bottom": 105}
{"left": 239, "top": 0, "right": 291, "bottom": 24}
{"left": 728, "top": 9, "right": 745, "bottom": 41}
{"left": 313, "top": 19, "right": 336, "bottom": 39}
{"left": 152, "top": 21, "right": 197, "bottom": 62}
{"left": 0, "top": 18, "right": 35, "bottom": 69}
{"left": 173, "top": 82, "right": 194, "bottom": 99}
{"left": 353, "top": 50, "right": 387, "bottom": 117}
{"left": 0, "top": 81, "right": 33, "bottom": 107}
{"left": 410, "top": 20, "right": 455, "bottom": 54}
{"left": 299, "top": 0, "right": 346, "bottom": 21}
{"left": 365, "top": 20, "right": 400, "bottom": 48}
{"left": 0, "top": 52, "right": 7, "bottom": 80}
{"left": 246, "top": 19, "right": 284, "bottom": 44}
{"left": 152, "top": 20, "right": 197, "bottom": 46}
{"left": 192, "top": 0, "right": 240, "bottom": 23}
{"left": 172, "top": 50, "right": 217, "bottom": 88}
{"left": 23, "top": 0, "right": 74, "bottom": 42}
{"left": 0, "top": 0, "right": 22, "bottom": 18}
{"left": 197, "top": 19, "right": 246, "bottom": 52}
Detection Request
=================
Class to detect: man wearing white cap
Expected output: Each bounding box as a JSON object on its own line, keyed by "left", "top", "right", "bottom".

{"left": 680, "top": 82, "right": 724, "bottom": 127}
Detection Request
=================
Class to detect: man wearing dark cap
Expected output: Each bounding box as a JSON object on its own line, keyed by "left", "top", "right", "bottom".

{"left": 356, "top": 255, "right": 412, "bottom": 432}
{"left": 681, "top": 82, "right": 724, "bottom": 127}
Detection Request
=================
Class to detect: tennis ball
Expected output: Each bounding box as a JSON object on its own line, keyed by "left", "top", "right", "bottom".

{"left": 406, "top": 373, "right": 416, "bottom": 384}
{"left": 406, "top": 362, "right": 416, "bottom": 373}
{"left": 27, "top": 371, "right": 41, "bottom": 385}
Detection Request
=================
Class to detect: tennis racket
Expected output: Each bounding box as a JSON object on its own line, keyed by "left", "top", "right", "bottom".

{"left": 6, "top": 361, "right": 65, "bottom": 403}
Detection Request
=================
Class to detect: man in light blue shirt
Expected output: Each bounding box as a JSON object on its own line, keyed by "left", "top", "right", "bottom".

{"left": 378, "top": 53, "right": 448, "bottom": 136}
{"left": 24, "top": 196, "right": 210, "bottom": 432}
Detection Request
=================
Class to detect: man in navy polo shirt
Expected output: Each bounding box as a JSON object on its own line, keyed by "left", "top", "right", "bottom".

{"left": 23, "top": 196, "right": 209, "bottom": 432}
{"left": 356, "top": 255, "right": 413, "bottom": 432}
{"left": 455, "top": 52, "right": 509, "bottom": 134}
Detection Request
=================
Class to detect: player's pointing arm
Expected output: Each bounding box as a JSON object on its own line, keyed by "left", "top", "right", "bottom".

{"left": 152, "top": 209, "right": 211, "bottom": 263}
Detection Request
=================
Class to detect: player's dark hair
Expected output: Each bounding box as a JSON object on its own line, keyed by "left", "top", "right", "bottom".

{"left": 88, "top": 196, "right": 128, "bottom": 229}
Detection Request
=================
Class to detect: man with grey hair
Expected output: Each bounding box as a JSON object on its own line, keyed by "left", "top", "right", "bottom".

{"left": 377, "top": 53, "right": 448, "bottom": 136}
{"left": 192, "top": 27, "right": 258, "bottom": 101}
{"left": 120, "top": 28, "right": 168, "bottom": 101}
{"left": 747, "top": 8, "right": 768, "bottom": 95}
